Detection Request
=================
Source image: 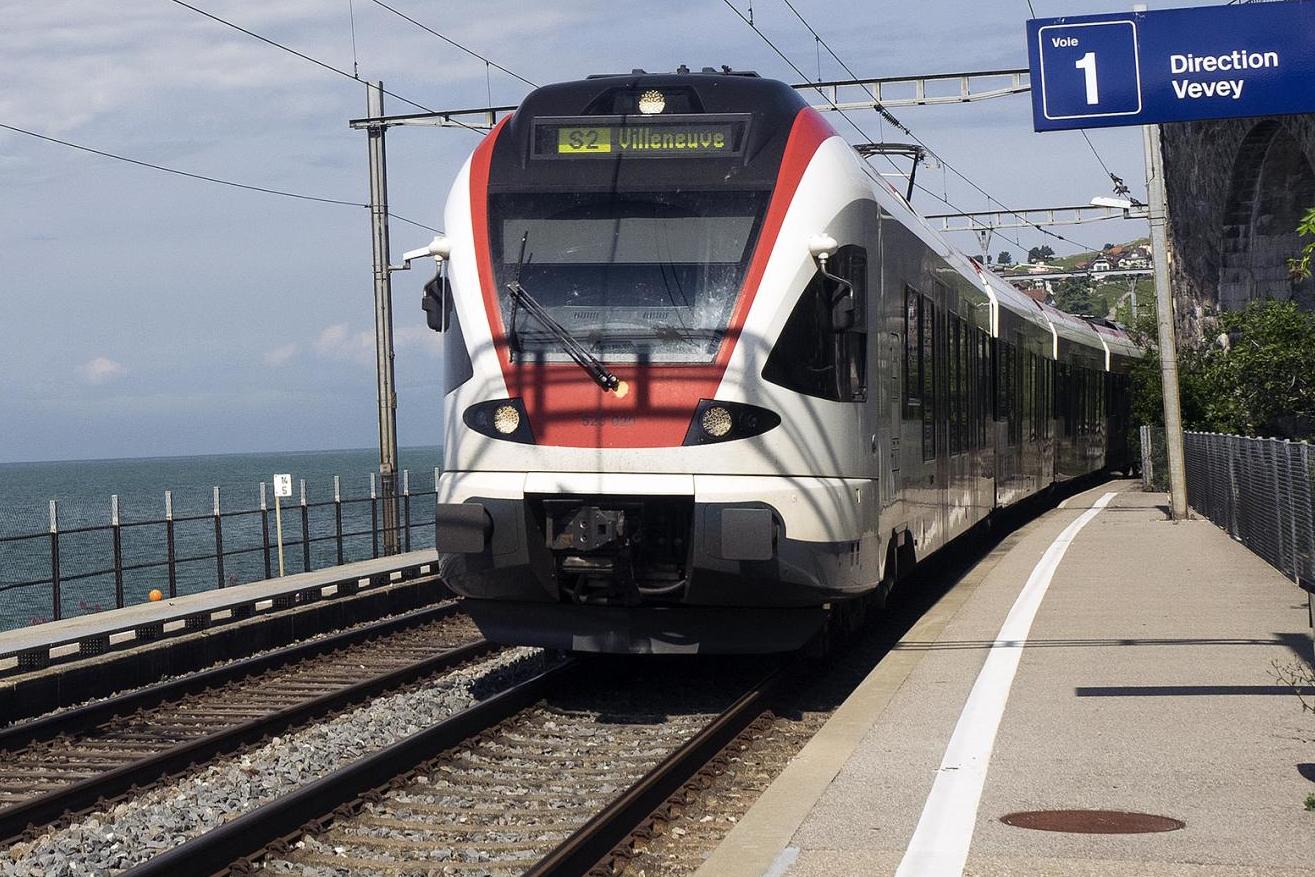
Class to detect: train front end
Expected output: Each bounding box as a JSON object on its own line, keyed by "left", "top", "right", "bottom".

{"left": 425, "top": 70, "right": 875, "bottom": 653}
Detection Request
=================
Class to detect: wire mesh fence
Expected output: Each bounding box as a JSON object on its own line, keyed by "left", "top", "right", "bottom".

{"left": 1181, "top": 431, "right": 1314, "bottom": 593}
{"left": 0, "top": 469, "right": 440, "bottom": 632}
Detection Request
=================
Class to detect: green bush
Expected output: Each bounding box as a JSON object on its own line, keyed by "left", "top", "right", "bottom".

{"left": 1132, "top": 301, "right": 1315, "bottom": 440}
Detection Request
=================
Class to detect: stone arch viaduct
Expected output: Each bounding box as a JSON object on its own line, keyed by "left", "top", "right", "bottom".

{"left": 1162, "top": 115, "right": 1315, "bottom": 342}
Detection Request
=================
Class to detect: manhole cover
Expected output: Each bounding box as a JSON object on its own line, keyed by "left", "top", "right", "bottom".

{"left": 1000, "top": 810, "right": 1185, "bottom": 834}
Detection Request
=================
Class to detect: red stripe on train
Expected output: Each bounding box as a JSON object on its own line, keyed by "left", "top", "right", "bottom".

{"left": 468, "top": 106, "right": 835, "bottom": 448}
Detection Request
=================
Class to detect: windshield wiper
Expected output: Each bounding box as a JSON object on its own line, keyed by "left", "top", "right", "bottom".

{"left": 505, "top": 232, "right": 620, "bottom": 393}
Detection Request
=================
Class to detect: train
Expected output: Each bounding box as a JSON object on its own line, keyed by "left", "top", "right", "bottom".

{"left": 409, "top": 69, "right": 1141, "bottom": 654}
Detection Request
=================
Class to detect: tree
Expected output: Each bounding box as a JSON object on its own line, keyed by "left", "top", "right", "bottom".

{"left": 1027, "top": 245, "right": 1055, "bottom": 264}
{"left": 1131, "top": 301, "right": 1315, "bottom": 440}
{"left": 997, "top": 250, "right": 1014, "bottom": 266}
{"left": 1051, "top": 277, "right": 1095, "bottom": 315}
{"left": 1288, "top": 206, "right": 1315, "bottom": 279}
{"left": 1103, "top": 242, "right": 1115, "bottom": 251}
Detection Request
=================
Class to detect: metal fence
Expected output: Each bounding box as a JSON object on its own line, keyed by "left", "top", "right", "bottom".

{"left": 0, "top": 469, "right": 440, "bottom": 631}
{"left": 1182, "top": 432, "right": 1314, "bottom": 592}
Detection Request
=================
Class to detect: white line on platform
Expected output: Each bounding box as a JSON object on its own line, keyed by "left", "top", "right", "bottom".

{"left": 1057, "top": 497, "right": 1070, "bottom": 509}
{"left": 893, "top": 491, "right": 1118, "bottom": 877}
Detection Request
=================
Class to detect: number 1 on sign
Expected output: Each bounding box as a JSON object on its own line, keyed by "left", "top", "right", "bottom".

{"left": 1075, "top": 52, "right": 1099, "bottom": 105}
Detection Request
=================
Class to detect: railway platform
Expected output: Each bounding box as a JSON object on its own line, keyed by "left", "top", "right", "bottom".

{"left": 0, "top": 549, "right": 446, "bottom": 721}
{"left": 697, "top": 481, "right": 1315, "bottom": 877}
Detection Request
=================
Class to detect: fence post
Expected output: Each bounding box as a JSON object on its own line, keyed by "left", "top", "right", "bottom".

{"left": 165, "top": 491, "right": 177, "bottom": 598}
{"left": 300, "top": 479, "right": 311, "bottom": 573}
{"left": 334, "top": 475, "right": 344, "bottom": 565}
{"left": 402, "top": 468, "right": 412, "bottom": 553}
{"left": 111, "top": 494, "right": 124, "bottom": 609}
{"left": 214, "top": 486, "right": 226, "bottom": 588}
{"left": 370, "top": 472, "right": 379, "bottom": 559}
{"left": 260, "top": 482, "right": 272, "bottom": 580}
{"left": 49, "top": 499, "right": 61, "bottom": 622}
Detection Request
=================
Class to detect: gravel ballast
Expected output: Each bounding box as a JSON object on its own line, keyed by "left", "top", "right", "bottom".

{"left": 1, "top": 647, "right": 546, "bottom": 877}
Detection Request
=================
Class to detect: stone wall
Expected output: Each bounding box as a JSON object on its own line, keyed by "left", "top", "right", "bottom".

{"left": 1161, "top": 114, "right": 1315, "bottom": 343}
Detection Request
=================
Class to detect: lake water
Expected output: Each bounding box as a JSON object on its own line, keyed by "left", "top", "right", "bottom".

{"left": 0, "top": 447, "right": 442, "bottom": 631}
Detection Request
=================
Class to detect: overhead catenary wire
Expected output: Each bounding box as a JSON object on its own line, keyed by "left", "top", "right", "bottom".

{"left": 165, "top": 0, "right": 486, "bottom": 137}
{"left": 0, "top": 122, "right": 441, "bottom": 233}
{"left": 723, "top": 0, "right": 1019, "bottom": 249}
{"left": 365, "top": 0, "right": 538, "bottom": 88}
{"left": 726, "top": 0, "right": 1104, "bottom": 254}
{"left": 778, "top": 0, "right": 1103, "bottom": 252}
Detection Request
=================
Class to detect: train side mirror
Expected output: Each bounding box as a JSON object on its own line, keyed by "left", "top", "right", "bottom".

{"left": 422, "top": 268, "right": 451, "bottom": 333}
{"left": 810, "top": 234, "right": 858, "bottom": 333}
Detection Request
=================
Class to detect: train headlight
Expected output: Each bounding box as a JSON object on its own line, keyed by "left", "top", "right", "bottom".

{"left": 493, "top": 405, "right": 521, "bottom": 435}
{"left": 463, "top": 398, "right": 535, "bottom": 444}
{"left": 700, "top": 406, "right": 733, "bottom": 438}
{"left": 683, "top": 400, "right": 782, "bottom": 446}
{"left": 638, "top": 89, "right": 666, "bottom": 114}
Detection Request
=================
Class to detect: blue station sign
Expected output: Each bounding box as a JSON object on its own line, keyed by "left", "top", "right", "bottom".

{"left": 1027, "top": 1, "right": 1315, "bottom": 131}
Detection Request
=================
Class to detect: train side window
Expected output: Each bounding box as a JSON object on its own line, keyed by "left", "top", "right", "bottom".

{"left": 949, "top": 317, "right": 962, "bottom": 456}
{"left": 979, "top": 330, "right": 990, "bottom": 447}
{"left": 763, "top": 245, "right": 867, "bottom": 402}
{"left": 903, "top": 286, "right": 922, "bottom": 416}
{"left": 921, "top": 295, "right": 936, "bottom": 461}
{"left": 443, "top": 303, "right": 474, "bottom": 394}
{"left": 965, "top": 321, "right": 977, "bottom": 451}
{"left": 1008, "top": 339, "right": 1023, "bottom": 446}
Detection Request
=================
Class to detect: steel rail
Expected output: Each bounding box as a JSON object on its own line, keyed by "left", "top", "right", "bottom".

{"left": 0, "top": 599, "right": 463, "bottom": 747}
{"left": 0, "top": 629, "right": 492, "bottom": 845}
{"left": 118, "top": 661, "right": 575, "bottom": 877}
{"left": 524, "top": 664, "right": 785, "bottom": 877}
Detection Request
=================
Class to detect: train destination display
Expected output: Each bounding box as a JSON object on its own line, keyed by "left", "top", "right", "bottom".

{"left": 533, "top": 117, "right": 747, "bottom": 157}
{"left": 1027, "top": 1, "right": 1315, "bottom": 131}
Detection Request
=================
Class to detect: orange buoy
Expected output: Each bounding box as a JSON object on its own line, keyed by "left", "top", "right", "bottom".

{"left": 148, "top": 589, "right": 163, "bottom": 602}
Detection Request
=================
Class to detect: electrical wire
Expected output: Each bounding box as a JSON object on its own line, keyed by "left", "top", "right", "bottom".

{"left": 365, "top": 0, "right": 538, "bottom": 88}
{"left": 728, "top": 0, "right": 1104, "bottom": 253}
{"left": 166, "top": 0, "right": 487, "bottom": 136}
{"left": 779, "top": 0, "right": 1105, "bottom": 251}
{"left": 719, "top": 1, "right": 1038, "bottom": 254}
{"left": 0, "top": 121, "right": 441, "bottom": 233}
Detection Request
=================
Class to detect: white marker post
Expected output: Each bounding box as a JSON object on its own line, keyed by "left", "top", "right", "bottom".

{"left": 273, "top": 473, "right": 293, "bottom": 577}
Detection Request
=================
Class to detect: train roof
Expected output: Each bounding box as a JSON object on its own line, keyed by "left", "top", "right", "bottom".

{"left": 1091, "top": 321, "right": 1144, "bottom": 368}
{"left": 973, "top": 263, "right": 1052, "bottom": 337}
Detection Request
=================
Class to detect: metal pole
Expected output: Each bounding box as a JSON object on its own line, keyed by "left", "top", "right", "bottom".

{"left": 111, "top": 494, "right": 124, "bottom": 608}
{"left": 275, "top": 489, "right": 286, "bottom": 578}
{"left": 402, "top": 468, "right": 412, "bottom": 553}
{"left": 1142, "top": 122, "right": 1189, "bottom": 520}
{"left": 334, "top": 475, "right": 344, "bottom": 565}
{"left": 300, "top": 478, "right": 311, "bottom": 572}
{"left": 49, "top": 499, "right": 61, "bottom": 622}
{"left": 367, "top": 80, "right": 401, "bottom": 555}
{"left": 213, "top": 486, "right": 226, "bottom": 588}
{"left": 370, "top": 471, "right": 380, "bottom": 559}
{"left": 165, "top": 491, "right": 177, "bottom": 598}
{"left": 259, "top": 482, "right": 272, "bottom": 580}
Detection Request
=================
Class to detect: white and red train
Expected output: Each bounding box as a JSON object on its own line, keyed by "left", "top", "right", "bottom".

{"left": 414, "top": 69, "right": 1140, "bottom": 653}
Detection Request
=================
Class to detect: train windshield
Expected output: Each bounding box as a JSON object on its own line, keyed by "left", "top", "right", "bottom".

{"left": 489, "top": 190, "right": 768, "bottom": 364}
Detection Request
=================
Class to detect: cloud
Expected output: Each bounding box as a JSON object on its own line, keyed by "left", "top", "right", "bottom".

{"left": 80, "top": 356, "right": 126, "bottom": 385}
{"left": 314, "top": 323, "right": 374, "bottom": 365}
{"left": 262, "top": 342, "right": 298, "bottom": 366}
{"left": 395, "top": 326, "right": 442, "bottom": 357}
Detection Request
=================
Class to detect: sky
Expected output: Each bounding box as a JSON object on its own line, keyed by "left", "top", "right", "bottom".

{"left": 0, "top": 0, "right": 1222, "bottom": 463}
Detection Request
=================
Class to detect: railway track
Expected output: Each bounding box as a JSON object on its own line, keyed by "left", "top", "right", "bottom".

{"left": 115, "top": 656, "right": 786, "bottom": 877}
{"left": 0, "top": 602, "right": 493, "bottom": 844}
